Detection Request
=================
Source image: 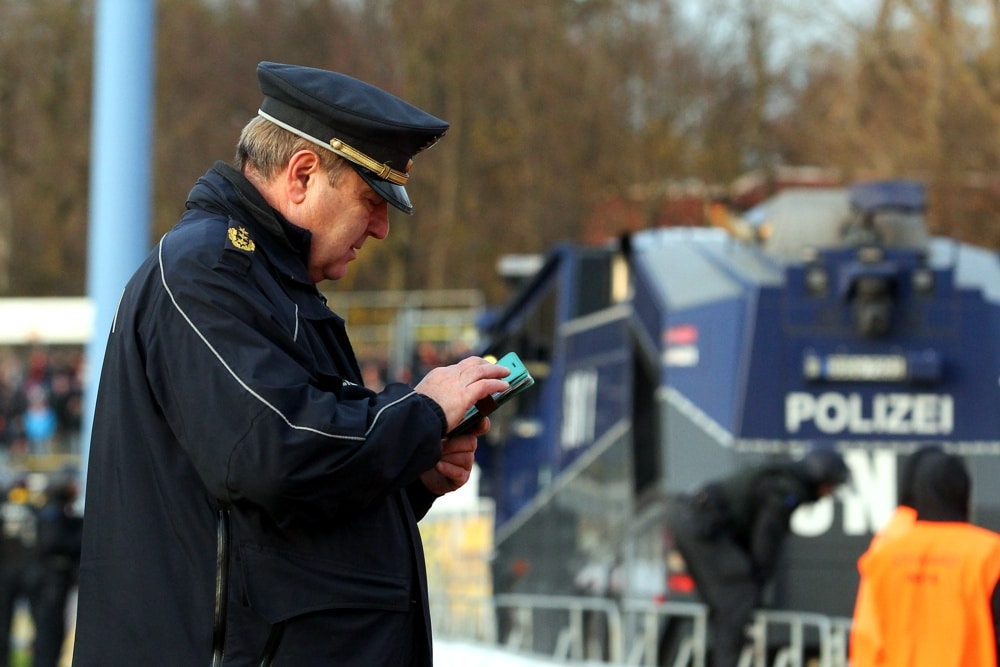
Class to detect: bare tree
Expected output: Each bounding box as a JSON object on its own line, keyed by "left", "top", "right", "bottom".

{"left": 0, "top": 0, "right": 92, "bottom": 295}
{"left": 3, "top": 0, "right": 1000, "bottom": 299}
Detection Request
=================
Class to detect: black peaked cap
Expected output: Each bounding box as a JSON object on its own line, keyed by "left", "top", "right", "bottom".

{"left": 256, "top": 61, "right": 449, "bottom": 214}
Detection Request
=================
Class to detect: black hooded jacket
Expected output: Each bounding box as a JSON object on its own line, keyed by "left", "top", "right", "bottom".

{"left": 712, "top": 461, "right": 821, "bottom": 582}
{"left": 73, "top": 163, "right": 448, "bottom": 666}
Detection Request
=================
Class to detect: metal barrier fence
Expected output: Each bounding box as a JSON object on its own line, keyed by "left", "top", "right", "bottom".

{"left": 434, "top": 593, "right": 853, "bottom": 667}
{"left": 739, "top": 610, "right": 851, "bottom": 667}
{"left": 494, "top": 594, "right": 625, "bottom": 664}
{"left": 621, "top": 599, "right": 708, "bottom": 667}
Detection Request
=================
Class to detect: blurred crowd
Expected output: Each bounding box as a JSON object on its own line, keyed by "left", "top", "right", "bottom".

{"left": 0, "top": 347, "right": 84, "bottom": 666}
{"left": 0, "top": 469, "right": 81, "bottom": 667}
{"left": 0, "top": 348, "right": 84, "bottom": 471}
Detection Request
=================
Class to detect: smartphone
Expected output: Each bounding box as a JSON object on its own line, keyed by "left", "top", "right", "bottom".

{"left": 447, "top": 351, "right": 535, "bottom": 437}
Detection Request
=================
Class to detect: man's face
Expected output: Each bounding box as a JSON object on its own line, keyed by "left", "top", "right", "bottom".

{"left": 299, "top": 166, "right": 390, "bottom": 283}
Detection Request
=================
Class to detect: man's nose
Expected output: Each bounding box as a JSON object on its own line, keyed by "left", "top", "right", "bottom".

{"left": 369, "top": 206, "right": 389, "bottom": 239}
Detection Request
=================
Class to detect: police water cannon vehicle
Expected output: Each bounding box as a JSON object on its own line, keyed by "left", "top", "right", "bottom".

{"left": 474, "top": 179, "right": 1000, "bottom": 628}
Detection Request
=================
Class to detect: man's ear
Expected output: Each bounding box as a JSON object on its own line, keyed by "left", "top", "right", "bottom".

{"left": 285, "top": 149, "right": 322, "bottom": 204}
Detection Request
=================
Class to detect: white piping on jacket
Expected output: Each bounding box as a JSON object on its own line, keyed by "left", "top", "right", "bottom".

{"left": 156, "top": 235, "right": 420, "bottom": 441}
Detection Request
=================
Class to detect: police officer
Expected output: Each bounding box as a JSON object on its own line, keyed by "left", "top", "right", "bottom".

{"left": 72, "top": 62, "right": 512, "bottom": 666}
{"left": 667, "top": 448, "right": 849, "bottom": 667}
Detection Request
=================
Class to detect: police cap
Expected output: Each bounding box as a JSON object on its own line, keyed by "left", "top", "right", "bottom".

{"left": 256, "top": 61, "right": 449, "bottom": 214}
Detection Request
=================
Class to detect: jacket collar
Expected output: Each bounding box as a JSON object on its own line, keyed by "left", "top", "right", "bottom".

{"left": 187, "top": 161, "right": 314, "bottom": 286}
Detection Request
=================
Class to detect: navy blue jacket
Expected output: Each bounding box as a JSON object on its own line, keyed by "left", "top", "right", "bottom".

{"left": 73, "top": 163, "right": 448, "bottom": 666}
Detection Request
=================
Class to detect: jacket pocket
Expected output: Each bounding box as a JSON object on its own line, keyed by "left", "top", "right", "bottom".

{"left": 239, "top": 543, "right": 411, "bottom": 624}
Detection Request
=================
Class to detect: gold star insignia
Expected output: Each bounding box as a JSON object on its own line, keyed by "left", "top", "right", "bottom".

{"left": 227, "top": 226, "right": 256, "bottom": 252}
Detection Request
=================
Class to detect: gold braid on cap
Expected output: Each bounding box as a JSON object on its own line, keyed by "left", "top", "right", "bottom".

{"left": 257, "top": 109, "right": 411, "bottom": 185}
{"left": 329, "top": 139, "right": 411, "bottom": 185}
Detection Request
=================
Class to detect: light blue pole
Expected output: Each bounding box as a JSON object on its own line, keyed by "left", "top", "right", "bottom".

{"left": 80, "top": 0, "right": 155, "bottom": 495}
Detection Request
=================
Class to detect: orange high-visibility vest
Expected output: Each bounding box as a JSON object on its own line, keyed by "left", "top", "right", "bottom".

{"left": 852, "top": 520, "right": 1000, "bottom": 667}
{"left": 850, "top": 506, "right": 919, "bottom": 664}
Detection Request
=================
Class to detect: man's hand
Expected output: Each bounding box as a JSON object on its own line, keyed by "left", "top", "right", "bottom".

{"left": 414, "top": 356, "right": 510, "bottom": 433}
{"left": 420, "top": 418, "right": 489, "bottom": 496}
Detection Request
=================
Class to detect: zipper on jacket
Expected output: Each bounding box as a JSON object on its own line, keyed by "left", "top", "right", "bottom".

{"left": 211, "top": 507, "right": 231, "bottom": 667}
{"left": 258, "top": 621, "right": 286, "bottom": 667}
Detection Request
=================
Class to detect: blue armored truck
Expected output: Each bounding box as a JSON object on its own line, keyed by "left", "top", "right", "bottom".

{"left": 472, "top": 180, "right": 1000, "bottom": 662}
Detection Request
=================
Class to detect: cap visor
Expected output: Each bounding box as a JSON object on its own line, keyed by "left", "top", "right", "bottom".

{"left": 353, "top": 165, "right": 413, "bottom": 215}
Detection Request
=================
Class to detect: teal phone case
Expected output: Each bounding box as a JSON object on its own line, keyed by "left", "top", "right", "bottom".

{"left": 447, "top": 351, "right": 535, "bottom": 437}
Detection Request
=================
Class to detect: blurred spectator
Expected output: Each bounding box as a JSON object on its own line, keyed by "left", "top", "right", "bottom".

{"left": 27, "top": 470, "right": 82, "bottom": 667}
{"left": 445, "top": 338, "right": 474, "bottom": 365}
{"left": 0, "top": 382, "right": 21, "bottom": 451}
{"left": 360, "top": 359, "right": 387, "bottom": 392}
{"left": 0, "top": 355, "right": 27, "bottom": 451}
{"left": 0, "top": 478, "right": 39, "bottom": 667}
{"left": 22, "top": 349, "right": 51, "bottom": 397}
{"left": 412, "top": 341, "right": 443, "bottom": 381}
{"left": 23, "top": 386, "right": 56, "bottom": 455}
{"left": 48, "top": 359, "right": 83, "bottom": 454}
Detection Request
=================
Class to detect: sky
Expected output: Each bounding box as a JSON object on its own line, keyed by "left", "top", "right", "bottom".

{"left": 676, "top": 0, "right": 881, "bottom": 67}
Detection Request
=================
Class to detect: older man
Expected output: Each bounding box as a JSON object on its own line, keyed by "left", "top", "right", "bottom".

{"left": 72, "top": 62, "right": 510, "bottom": 666}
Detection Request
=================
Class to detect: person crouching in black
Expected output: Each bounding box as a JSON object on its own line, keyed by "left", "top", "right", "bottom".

{"left": 667, "top": 448, "right": 849, "bottom": 667}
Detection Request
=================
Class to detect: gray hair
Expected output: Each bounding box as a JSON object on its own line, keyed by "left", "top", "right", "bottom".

{"left": 234, "top": 116, "right": 350, "bottom": 186}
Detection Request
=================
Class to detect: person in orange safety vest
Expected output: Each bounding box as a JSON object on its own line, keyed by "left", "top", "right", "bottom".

{"left": 851, "top": 451, "right": 1000, "bottom": 667}
{"left": 849, "top": 445, "right": 943, "bottom": 662}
